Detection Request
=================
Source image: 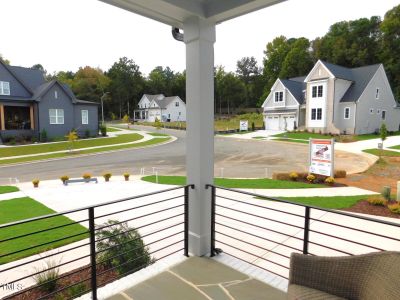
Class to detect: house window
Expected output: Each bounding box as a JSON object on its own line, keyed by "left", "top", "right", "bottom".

{"left": 49, "top": 109, "right": 64, "bottom": 124}
{"left": 55, "top": 91, "right": 58, "bottom": 99}
{"left": 274, "top": 91, "right": 283, "bottom": 102}
{"left": 370, "top": 108, "right": 374, "bottom": 114}
{"left": 0, "top": 81, "right": 10, "bottom": 95}
{"left": 377, "top": 109, "right": 381, "bottom": 114}
{"left": 179, "top": 112, "right": 181, "bottom": 116}
{"left": 317, "top": 108, "right": 322, "bottom": 120}
{"left": 81, "top": 110, "right": 89, "bottom": 124}
{"left": 382, "top": 110, "right": 386, "bottom": 121}
{"left": 375, "top": 88, "right": 380, "bottom": 99}
{"left": 175, "top": 102, "right": 179, "bottom": 107}
{"left": 344, "top": 107, "right": 350, "bottom": 119}
{"left": 311, "top": 109, "right": 316, "bottom": 120}
{"left": 312, "top": 85, "right": 323, "bottom": 98}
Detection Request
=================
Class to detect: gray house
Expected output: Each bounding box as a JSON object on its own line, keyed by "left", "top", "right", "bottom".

{"left": 0, "top": 60, "right": 99, "bottom": 141}
{"left": 262, "top": 60, "right": 400, "bottom": 134}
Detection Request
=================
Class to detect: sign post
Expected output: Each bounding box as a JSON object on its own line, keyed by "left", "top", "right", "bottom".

{"left": 309, "top": 139, "right": 334, "bottom": 177}
{"left": 239, "top": 120, "right": 248, "bottom": 131}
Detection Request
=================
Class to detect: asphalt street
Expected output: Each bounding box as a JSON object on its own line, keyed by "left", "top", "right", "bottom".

{"left": 0, "top": 125, "right": 369, "bottom": 182}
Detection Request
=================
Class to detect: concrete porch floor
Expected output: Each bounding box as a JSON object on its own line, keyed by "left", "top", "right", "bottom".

{"left": 107, "top": 257, "right": 286, "bottom": 300}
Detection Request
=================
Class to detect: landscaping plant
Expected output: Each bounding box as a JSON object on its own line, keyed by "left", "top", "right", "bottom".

{"left": 40, "top": 129, "right": 48, "bottom": 143}
{"left": 33, "top": 260, "right": 60, "bottom": 293}
{"left": 388, "top": 202, "right": 400, "bottom": 214}
{"left": 65, "top": 130, "right": 78, "bottom": 152}
{"left": 289, "top": 172, "right": 299, "bottom": 181}
{"left": 96, "top": 220, "right": 153, "bottom": 275}
{"left": 324, "top": 177, "right": 335, "bottom": 185}
{"left": 367, "top": 196, "right": 388, "bottom": 206}
{"left": 123, "top": 173, "right": 130, "bottom": 181}
{"left": 100, "top": 124, "right": 107, "bottom": 137}
{"left": 32, "top": 179, "right": 40, "bottom": 188}
{"left": 306, "top": 174, "right": 316, "bottom": 183}
{"left": 103, "top": 173, "right": 112, "bottom": 182}
{"left": 60, "top": 175, "right": 69, "bottom": 184}
{"left": 82, "top": 173, "right": 92, "bottom": 181}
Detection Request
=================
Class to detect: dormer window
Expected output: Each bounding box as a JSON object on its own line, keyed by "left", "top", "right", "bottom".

{"left": 0, "top": 81, "right": 10, "bottom": 95}
{"left": 175, "top": 102, "right": 179, "bottom": 107}
{"left": 375, "top": 88, "right": 380, "bottom": 99}
{"left": 274, "top": 91, "right": 283, "bottom": 102}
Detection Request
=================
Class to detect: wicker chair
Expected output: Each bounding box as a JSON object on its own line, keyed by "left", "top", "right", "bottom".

{"left": 288, "top": 251, "right": 400, "bottom": 300}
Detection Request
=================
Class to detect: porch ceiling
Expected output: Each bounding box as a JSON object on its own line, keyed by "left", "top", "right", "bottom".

{"left": 99, "top": 0, "right": 286, "bottom": 27}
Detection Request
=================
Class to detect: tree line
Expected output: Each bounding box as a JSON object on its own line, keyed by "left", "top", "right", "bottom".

{"left": 1, "top": 4, "right": 399, "bottom": 118}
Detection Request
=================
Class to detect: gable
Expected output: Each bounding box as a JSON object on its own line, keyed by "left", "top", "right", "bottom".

{"left": 165, "top": 96, "right": 185, "bottom": 109}
{"left": 305, "top": 61, "right": 334, "bottom": 82}
{"left": 40, "top": 82, "right": 75, "bottom": 104}
{"left": 262, "top": 79, "right": 301, "bottom": 108}
{"left": 0, "top": 63, "right": 32, "bottom": 98}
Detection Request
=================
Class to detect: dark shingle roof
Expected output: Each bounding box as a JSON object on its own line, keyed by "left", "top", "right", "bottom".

{"left": 340, "top": 64, "right": 381, "bottom": 102}
{"left": 281, "top": 78, "right": 306, "bottom": 104}
{"left": 153, "top": 96, "right": 181, "bottom": 109}
{"left": 320, "top": 61, "right": 354, "bottom": 81}
{"left": 144, "top": 94, "right": 164, "bottom": 102}
{"left": 8, "top": 66, "right": 46, "bottom": 91}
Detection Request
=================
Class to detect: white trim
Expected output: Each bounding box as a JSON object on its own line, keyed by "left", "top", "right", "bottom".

{"left": 304, "top": 60, "right": 335, "bottom": 82}
{"left": 375, "top": 87, "right": 380, "bottom": 100}
{"left": 0, "top": 81, "right": 10, "bottom": 95}
{"left": 273, "top": 91, "right": 284, "bottom": 103}
{"left": 381, "top": 109, "right": 387, "bottom": 121}
{"left": 81, "top": 110, "right": 89, "bottom": 125}
{"left": 49, "top": 109, "right": 64, "bottom": 125}
{"left": 344, "top": 107, "right": 350, "bottom": 119}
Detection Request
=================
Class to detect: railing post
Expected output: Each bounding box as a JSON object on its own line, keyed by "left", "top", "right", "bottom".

{"left": 184, "top": 185, "right": 189, "bottom": 257}
{"left": 303, "top": 207, "right": 310, "bottom": 255}
{"left": 88, "top": 207, "right": 98, "bottom": 300}
{"left": 210, "top": 185, "right": 216, "bottom": 257}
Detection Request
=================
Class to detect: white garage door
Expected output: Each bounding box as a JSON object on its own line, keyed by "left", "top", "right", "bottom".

{"left": 283, "top": 116, "right": 296, "bottom": 130}
{"left": 266, "top": 116, "right": 280, "bottom": 130}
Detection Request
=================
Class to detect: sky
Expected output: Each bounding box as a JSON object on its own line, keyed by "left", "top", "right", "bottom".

{"left": 0, "top": 0, "right": 398, "bottom": 76}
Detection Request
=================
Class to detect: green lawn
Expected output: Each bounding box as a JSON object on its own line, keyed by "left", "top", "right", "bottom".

{"left": 271, "top": 138, "right": 309, "bottom": 144}
{"left": 0, "top": 138, "right": 170, "bottom": 166}
{"left": 252, "top": 136, "right": 267, "bottom": 140}
{"left": 0, "top": 197, "right": 88, "bottom": 264}
{"left": 0, "top": 133, "right": 143, "bottom": 158}
{"left": 257, "top": 195, "right": 369, "bottom": 209}
{"left": 0, "top": 186, "right": 19, "bottom": 194}
{"left": 141, "top": 175, "right": 325, "bottom": 189}
{"left": 273, "top": 132, "right": 330, "bottom": 140}
{"left": 389, "top": 145, "right": 400, "bottom": 150}
{"left": 147, "top": 132, "right": 170, "bottom": 137}
{"left": 106, "top": 127, "right": 122, "bottom": 132}
{"left": 363, "top": 149, "right": 400, "bottom": 157}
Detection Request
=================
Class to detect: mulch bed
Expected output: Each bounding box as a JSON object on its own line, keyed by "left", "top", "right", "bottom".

{"left": 342, "top": 200, "right": 400, "bottom": 219}
{"left": 8, "top": 264, "right": 118, "bottom": 300}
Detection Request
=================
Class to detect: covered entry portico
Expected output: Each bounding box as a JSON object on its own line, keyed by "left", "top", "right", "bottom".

{"left": 100, "top": 0, "right": 287, "bottom": 256}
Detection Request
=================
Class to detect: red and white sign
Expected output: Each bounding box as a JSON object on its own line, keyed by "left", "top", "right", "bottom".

{"left": 309, "top": 139, "right": 334, "bottom": 176}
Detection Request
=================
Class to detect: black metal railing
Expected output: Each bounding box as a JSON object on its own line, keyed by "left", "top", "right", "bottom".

{"left": 207, "top": 185, "right": 400, "bottom": 279}
{"left": 0, "top": 185, "right": 193, "bottom": 300}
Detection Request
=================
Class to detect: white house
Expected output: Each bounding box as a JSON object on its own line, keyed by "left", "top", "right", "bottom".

{"left": 135, "top": 94, "right": 186, "bottom": 122}
{"left": 262, "top": 60, "right": 400, "bottom": 134}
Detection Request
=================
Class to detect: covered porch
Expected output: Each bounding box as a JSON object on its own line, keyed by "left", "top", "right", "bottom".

{"left": 0, "top": 102, "right": 36, "bottom": 140}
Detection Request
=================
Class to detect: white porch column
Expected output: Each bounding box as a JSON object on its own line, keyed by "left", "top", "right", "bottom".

{"left": 184, "top": 16, "right": 216, "bottom": 256}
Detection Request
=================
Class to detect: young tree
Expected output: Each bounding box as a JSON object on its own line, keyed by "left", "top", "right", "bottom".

{"left": 380, "top": 123, "right": 388, "bottom": 144}
{"left": 236, "top": 57, "right": 263, "bottom": 108}
{"left": 66, "top": 130, "right": 78, "bottom": 152}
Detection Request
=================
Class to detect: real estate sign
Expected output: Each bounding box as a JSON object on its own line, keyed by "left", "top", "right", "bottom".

{"left": 309, "top": 139, "right": 334, "bottom": 177}
{"left": 240, "top": 120, "right": 248, "bottom": 131}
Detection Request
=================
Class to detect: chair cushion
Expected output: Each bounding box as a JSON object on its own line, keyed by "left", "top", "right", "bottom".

{"left": 287, "top": 284, "right": 346, "bottom": 300}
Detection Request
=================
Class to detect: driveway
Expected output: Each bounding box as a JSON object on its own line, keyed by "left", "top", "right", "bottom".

{"left": 0, "top": 126, "right": 371, "bottom": 182}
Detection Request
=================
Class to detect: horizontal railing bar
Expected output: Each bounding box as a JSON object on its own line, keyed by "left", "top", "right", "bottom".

{"left": 309, "top": 229, "right": 385, "bottom": 251}
{"left": 0, "top": 241, "right": 91, "bottom": 273}
{"left": 309, "top": 217, "right": 400, "bottom": 242}
{"left": 4, "top": 253, "right": 91, "bottom": 287}
{"left": 216, "top": 240, "right": 289, "bottom": 270}
{"left": 208, "top": 184, "right": 400, "bottom": 228}
{"left": 96, "top": 231, "right": 184, "bottom": 264}
{"left": 220, "top": 250, "right": 288, "bottom": 280}
{"left": 95, "top": 204, "right": 184, "bottom": 230}
{"left": 215, "top": 231, "right": 290, "bottom": 259}
{"left": 96, "top": 222, "right": 184, "bottom": 255}
{"left": 216, "top": 213, "right": 303, "bottom": 241}
{"left": 215, "top": 222, "right": 302, "bottom": 253}
{"left": 216, "top": 194, "right": 304, "bottom": 218}
{"left": 0, "top": 231, "right": 89, "bottom": 259}
{"left": 216, "top": 204, "right": 303, "bottom": 229}
{"left": 0, "top": 218, "right": 89, "bottom": 243}
{"left": 307, "top": 241, "right": 354, "bottom": 256}
{"left": 36, "top": 276, "right": 92, "bottom": 300}
{"left": 96, "top": 239, "right": 184, "bottom": 277}
{"left": 0, "top": 185, "right": 192, "bottom": 229}
{"left": 95, "top": 195, "right": 184, "bottom": 220}
{"left": 95, "top": 213, "right": 184, "bottom": 243}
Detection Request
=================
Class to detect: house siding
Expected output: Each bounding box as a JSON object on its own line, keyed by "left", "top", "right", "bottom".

{"left": 333, "top": 79, "right": 353, "bottom": 133}
{"left": 165, "top": 97, "right": 186, "bottom": 122}
{"left": 73, "top": 104, "right": 99, "bottom": 137}
{"left": 0, "top": 64, "right": 31, "bottom": 98}
{"left": 38, "top": 84, "right": 75, "bottom": 138}
{"left": 355, "top": 66, "right": 400, "bottom": 134}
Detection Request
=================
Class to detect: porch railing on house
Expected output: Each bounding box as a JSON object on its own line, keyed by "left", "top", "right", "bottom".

{"left": 0, "top": 185, "right": 192, "bottom": 300}
{"left": 207, "top": 185, "right": 400, "bottom": 280}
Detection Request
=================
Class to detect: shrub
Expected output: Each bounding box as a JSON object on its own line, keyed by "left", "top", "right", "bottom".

{"left": 367, "top": 196, "right": 388, "bottom": 206}
{"left": 100, "top": 125, "right": 107, "bottom": 137}
{"left": 289, "top": 172, "right": 298, "bottom": 181}
{"left": 123, "top": 173, "right": 130, "bottom": 181}
{"left": 381, "top": 186, "right": 392, "bottom": 200}
{"left": 85, "top": 129, "right": 91, "bottom": 138}
{"left": 96, "top": 220, "right": 153, "bottom": 275}
{"left": 388, "top": 202, "right": 400, "bottom": 214}
{"left": 60, "top": 175, "right": 69, "bottom": 183}
{"left": 251, "top": 122, "right": 255, "bottom": 131}
{"left": 33, "top": 260, "right": 60, "bottom": 292}
{"left": 334, "top": 170, "right": 347, "bottom": 178}
{"left": 32, "top": 179, "right": 40, "bottom": 187}
{"left": 306, "top": 174, "right": 316, "bottom": 183}
{"left": 67, "top": 282, "right": 87, "bottom": 298}
{"left": 272, "top": 173, "right": 291, "bottom": 181}
{"left": 325, "top": 177, "right": 335, "bottom": 185}
{"left": 82, "top": 173, "right": 92, "bottom": 180}
{"left": 103, "top": 173, "right": 112, "bottom": 181}
{"left": 40, "top": 129, "right": 48, "bottom": 142}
